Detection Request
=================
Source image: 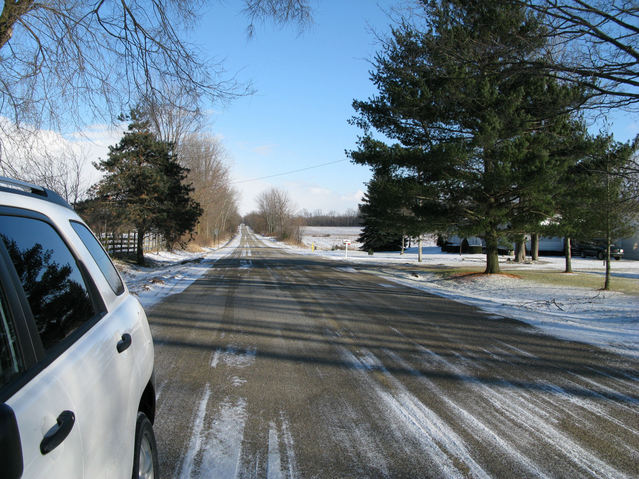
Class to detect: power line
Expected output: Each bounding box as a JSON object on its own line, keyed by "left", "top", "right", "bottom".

{"left": 232, "top": 159, "right": 349, "bottom": 184}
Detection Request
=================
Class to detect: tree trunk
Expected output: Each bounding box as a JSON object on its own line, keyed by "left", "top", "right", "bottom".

{"left": 604, "top": 240, "right": 611, "bottom": 290}
{"left": 0, "top": 1, "right": 34, "bottom": 50}
{"left": 531, "top": 233, "right": 539, "bottom": 261}
{"left": 136, "top": 228, "right": 146, "bottom": 266}
{"left": 564, "top": 236, "right": 572, "bottom": 273}
{"left": 603, "top": 165, "right": 611, "bottom": 290}
{"left": 418, "top": 236, "right": 423, "bottom": 263}
{"left": 401, "top": 235, "right": 405, "bottom": 255}
{"left": 484, "top": 233, "right": 501, "bottom": 274}
{"left": 514, "top": 236, "right": 526, "bottom": 263}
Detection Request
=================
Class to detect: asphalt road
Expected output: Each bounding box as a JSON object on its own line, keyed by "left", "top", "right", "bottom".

{"left": 148, "top": 226, "right": 639, "bottom": 478}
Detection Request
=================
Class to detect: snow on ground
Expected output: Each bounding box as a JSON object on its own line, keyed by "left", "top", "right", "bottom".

{"left": 383, "top": 266, "right": 639, "bottom": 359}
{"left": 271, "top": 228, "right": 639, "bottom": 359}
{"left": 301, "top": 226, "right": 363, "bottom": 250}
{"left": 116, "top": 234, "right": 240, "bottom": 309}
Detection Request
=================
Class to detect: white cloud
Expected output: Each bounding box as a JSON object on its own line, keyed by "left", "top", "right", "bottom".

{"left": 0, "top": 117, "right": 120, "bottom": 198}
{"left": 341, "top": 189, "right": 364, "bottom": 203}
{"left": 252, "top": 144, "right": 277, "bottom": 156}
{"left": 284, "top": 182, "right": 362, "bottom": 215}
{"left": 232, "top": 175, "right": 363, "bottom": 216}
{"left": 309, "top": 186, "right": 332, "bottom": 196}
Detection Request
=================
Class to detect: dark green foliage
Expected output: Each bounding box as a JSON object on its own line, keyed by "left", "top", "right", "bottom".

{"left": 358, "top": 173, "right": 405, "bottom": 251}
{"left": 349, "top": 0, "right": 588, "bottom": 273}
{"left": 574, "top": 136, "right": 638, "bottom": 241}
{"left": 566, "top": 135, "right": 638, "bottom": 289}
{"left": 358, "top": 225, "right": 403, "bottom": 252}
{"left": 91, "top": 109, "right": 202, "bottom": 265}
{"left": 1, "top": 235, "right": 94, "bottom": 346}
{"left": 545, "top": 134, "right": 638, "bottom": 245}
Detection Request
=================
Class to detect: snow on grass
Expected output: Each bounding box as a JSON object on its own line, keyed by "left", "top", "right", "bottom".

{"left": 268, "top": 228, "right": 639, "bottom": 358}
{"left": 301, "top": 226, "right": 363, "bottom": 250}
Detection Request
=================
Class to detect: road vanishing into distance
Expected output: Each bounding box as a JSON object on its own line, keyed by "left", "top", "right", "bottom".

{"left": 148, "top": 226, "right": 639, "bottom": 478}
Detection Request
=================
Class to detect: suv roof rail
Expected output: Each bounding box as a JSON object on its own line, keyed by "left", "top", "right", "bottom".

{"left": 0, "top": 175, "right": 72, "bottom": 209}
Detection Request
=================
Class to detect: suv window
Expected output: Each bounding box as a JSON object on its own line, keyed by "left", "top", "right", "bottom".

{"left": 71, "top": 221, "right": 125, "bottom": 295}
{"left": 0, "top": 293, "right": 24, "bottom": 388}
{"left": 0, "top": 215, "right": 96, "bottom": 351}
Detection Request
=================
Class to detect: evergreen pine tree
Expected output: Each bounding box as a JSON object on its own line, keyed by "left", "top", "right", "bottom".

{"left": 358, "top": 172, "right": 405, "bottom": 252}
{"left": 350, "top": 0, "right": 587, "bottom": 273}
{"left": 93, "top": 109, "right": 202, "bottom": 265}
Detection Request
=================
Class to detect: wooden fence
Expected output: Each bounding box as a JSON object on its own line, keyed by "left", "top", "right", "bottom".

{"left": 99, "top": 231, "right": 163, "bottom": 255}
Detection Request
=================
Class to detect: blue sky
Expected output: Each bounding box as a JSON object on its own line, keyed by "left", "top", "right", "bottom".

{"left": 58, "top": 2, "right": 635, "bottom": 215}
{"left": 193, "top": 2, "right": 638, "bottom": 216}
{"left": 195, "top": 1, "right": 398, "bottom": 214}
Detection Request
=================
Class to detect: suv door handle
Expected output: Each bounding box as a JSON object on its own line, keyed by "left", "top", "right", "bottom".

{"left": 40, "top": 410, "right": 75, "bottom": 455}
{"left": 117, "top": 333, "right": 132, "bottom": 353}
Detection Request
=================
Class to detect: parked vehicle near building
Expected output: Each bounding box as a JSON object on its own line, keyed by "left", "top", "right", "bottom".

{"left": 572, "top": 239, "right": 624, "bottom": 260}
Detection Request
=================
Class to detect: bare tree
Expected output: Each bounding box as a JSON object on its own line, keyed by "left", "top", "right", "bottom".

{"left": 255, "top": 187, "right": 297, "bottom": 239}
{"left": 243, "top": 0, "right": 312, "bottom": 36}
{"left": 141, "top": 87, "right": 206, "bottom": 146}
{"left": 0, "top": 1, "right": 312, "bottom": 130}
{"left": 178, "top": 133, "right": 240, "bottom": 244}
{"left": 0, "top": 121, "right": 92, "bottom": 204}
{"left": 523, "top": 0, "right": 639, "bottom": 109}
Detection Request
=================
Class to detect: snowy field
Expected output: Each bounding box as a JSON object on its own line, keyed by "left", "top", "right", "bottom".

{"left": 301, "top": 226, "right": 363, "bottom": 250}
{"left": 117, "top": 227, "right": 638, "bottom": 359}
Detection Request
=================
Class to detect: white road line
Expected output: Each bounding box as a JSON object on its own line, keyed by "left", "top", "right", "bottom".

{"left": 199, "top": 398, "right": 248, "bottom": 478}
{"left": 267, "top": 422, "right": 283, "bottom": 479}
{"left": 279, "top": 412, "right": 298, "bottom": 479}
{"left": 210, "top": 349, "right": 221, "bottom": 368}
{"left": 178, "top": 383, "right": 211, "bottom": 478}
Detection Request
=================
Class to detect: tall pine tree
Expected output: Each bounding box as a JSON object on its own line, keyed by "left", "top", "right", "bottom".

{"left": 93, "top": 109, "right": 202, "bottom": 265}
{"left": 576, "top": 135, "right": 638, "bottom": 289}
{"left": 350, "top": 0, "right": 587, "bottom": 273}
{"left": 358, "top": 171, "right": 408, "bottom": 252}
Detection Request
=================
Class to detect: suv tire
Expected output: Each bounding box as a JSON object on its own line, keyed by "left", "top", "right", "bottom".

{"left": 132, "top": 412, "right": 158, "bottom": 479}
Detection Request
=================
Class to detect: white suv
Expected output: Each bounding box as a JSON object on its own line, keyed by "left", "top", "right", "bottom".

{"left": 0, "top": 177, "right": 158, "bottom": 478}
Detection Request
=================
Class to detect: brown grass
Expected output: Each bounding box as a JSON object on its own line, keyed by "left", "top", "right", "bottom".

{"left": 184, "top": 242, "right": 205, "bottom": 253}
{"left": 449, "top": 271, "right": 523, "bottom": 280}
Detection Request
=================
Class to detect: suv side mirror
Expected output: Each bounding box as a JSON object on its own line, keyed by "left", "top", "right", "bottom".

{"left": 0, "top": 403, "right": 23, "bottom": 478}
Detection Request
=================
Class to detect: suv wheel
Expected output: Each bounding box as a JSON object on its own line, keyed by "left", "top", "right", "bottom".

{"left": 133, "top": 412, "right": 158, "bottom": 479}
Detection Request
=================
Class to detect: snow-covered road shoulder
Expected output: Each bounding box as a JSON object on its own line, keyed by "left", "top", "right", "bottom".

{"left": 116, "top": 235, "right": 240, "bottom": 309}
{"left": 380, "top": 269, "right": 639, "bottom": 359}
